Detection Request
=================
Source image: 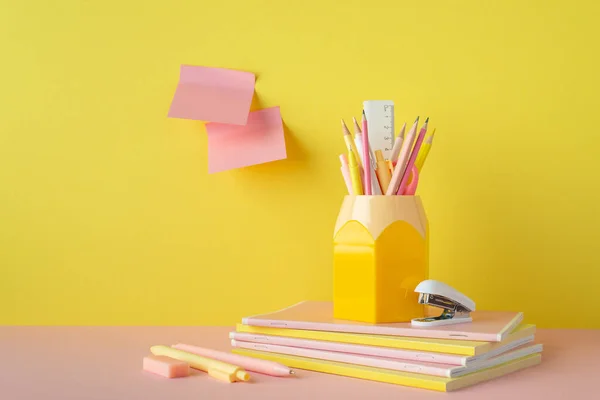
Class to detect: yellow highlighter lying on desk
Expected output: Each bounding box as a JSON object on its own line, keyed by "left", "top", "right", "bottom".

{"left": 150, "top": 345, "right": 250, "bottom": 382}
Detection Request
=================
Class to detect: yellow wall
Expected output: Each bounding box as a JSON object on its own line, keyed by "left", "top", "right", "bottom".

{"left": 2, "top": 1, "right": 599, "bottom": 328}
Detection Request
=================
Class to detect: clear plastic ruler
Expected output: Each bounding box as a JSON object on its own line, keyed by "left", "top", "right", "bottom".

{"left": 363, "top": 100, "right": 395, "bottom": 160}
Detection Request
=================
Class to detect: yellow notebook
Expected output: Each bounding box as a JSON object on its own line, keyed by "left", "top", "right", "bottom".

{"left": 236, "top": 323, "right": 536, "bottom": 356}
{"left": 232, "top": 349, "right": 541, "bottom": 392}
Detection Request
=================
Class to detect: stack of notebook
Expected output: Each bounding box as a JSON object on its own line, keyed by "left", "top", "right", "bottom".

{"left": 230, "top": 301, "right": 542, "bottom": 392}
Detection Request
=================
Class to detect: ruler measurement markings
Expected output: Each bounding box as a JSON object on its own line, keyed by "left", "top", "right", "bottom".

{"left": 364, "top": 100, "right": 395, "bottom": 160}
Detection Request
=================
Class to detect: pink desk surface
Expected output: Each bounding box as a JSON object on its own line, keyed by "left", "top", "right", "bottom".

{"left": 0, "top": 327, "right": 598, "bottom": 400}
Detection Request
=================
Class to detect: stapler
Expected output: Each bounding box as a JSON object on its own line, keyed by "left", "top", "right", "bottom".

{"left": 411, "top": 280, "right": 476, "bottom": 327}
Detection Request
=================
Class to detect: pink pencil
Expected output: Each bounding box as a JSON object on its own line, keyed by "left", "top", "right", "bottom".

{"left": 172, "top": 343, "right": 294, "bottom": 377}
{"left": 397, "top": 118, "right": 429, "bottom": 195}
{"left": 386, "top": 117, "right": 419, "bottom": 195}
{"left": 361, "top": 110, "right": 372, "bottom": 195}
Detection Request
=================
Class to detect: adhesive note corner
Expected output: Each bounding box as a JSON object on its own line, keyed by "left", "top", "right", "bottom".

{"left": 206, "top": 106, "right": 287, "bottom": 173}
{"left": 168, "top": 65, "right": 255, "bottom": 125}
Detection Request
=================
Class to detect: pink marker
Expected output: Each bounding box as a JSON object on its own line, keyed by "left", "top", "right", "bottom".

{"left": 361, "top": 111, "right": 372, "bottom": 195}
{"left": 172, "top": 343, "right": 295, "bottom": 377}
{"left": 397, "top": 118, "right": 429, "bottom": 195}
{"left": 401, "top": 165, "right": 420, "bottom": 195}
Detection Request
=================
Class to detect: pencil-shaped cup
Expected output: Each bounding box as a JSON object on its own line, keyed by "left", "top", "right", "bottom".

{"left": 333, "top": 195, "right": 429, "bottom": 323}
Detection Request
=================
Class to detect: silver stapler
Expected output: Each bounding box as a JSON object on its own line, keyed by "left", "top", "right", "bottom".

{"left": 411, "top": 280, "right": 476, "bottom": 327}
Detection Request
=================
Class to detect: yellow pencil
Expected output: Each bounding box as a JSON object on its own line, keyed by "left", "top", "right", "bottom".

{"left": 415, "top": 128, "right": 436, "bottom": 171}
{"left": 341, "top": 119, "right": 362, "bottom": 167}
{"left": 348, "top": 149, "right": 363, "bottom": 195}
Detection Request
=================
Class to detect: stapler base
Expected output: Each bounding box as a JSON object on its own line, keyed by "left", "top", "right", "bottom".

{"left": 411, "top": 314, "right": 472, "bottom": 327}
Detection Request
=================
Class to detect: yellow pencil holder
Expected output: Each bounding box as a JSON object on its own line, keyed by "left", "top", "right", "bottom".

{"left": 333, "top": 195, "right": 429, "bottom": 324}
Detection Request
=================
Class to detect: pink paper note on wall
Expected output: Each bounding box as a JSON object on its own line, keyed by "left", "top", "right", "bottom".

{"left": 206, "top": 106, "right": 287, "bottom": 173}
{"left": 168, "top": 65, "right": 255, "bottom": 125}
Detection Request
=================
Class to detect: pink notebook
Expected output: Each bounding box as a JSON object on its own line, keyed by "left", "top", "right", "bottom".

{"left": 242, "top": 301, "right": 523, "bottom": 342}
{"left": 230, "top": 340, "right": 542, "bottom": 378}
{"left": 229, "top": 332, "right": 535, "bottom": 366}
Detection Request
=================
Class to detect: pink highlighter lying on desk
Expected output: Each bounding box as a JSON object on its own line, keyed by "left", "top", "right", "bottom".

{"left": 172, "top": 343, "right": 295, "bottom": 377}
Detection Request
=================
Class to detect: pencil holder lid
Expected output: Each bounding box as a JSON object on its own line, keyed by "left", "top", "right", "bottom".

{"left": 333, "top": 195, "right": 427, "bottom": 240}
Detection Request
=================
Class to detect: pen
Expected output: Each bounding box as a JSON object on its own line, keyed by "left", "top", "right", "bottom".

{"left": 348, "top": 148, "right": 364, "bottom": 195}
{"left": 173, "top": 343, "right": 295, "bottom": 377}
{"left": 375, "top": 150, "right": 392, "bottom": 193}
{"left": 361, "top": 111, "right": 372, "bottom": 195}
{"left": 386, "top": 117, "right": 419, "bottom": 195}
{"left": 397, "top": 118, "right": 429, "bottom": 195}
{"left": 339, "top": 154, "right": 354, "bottom": 194}
{"left": 415, "top": 128, "right": 436, "bottom": 171}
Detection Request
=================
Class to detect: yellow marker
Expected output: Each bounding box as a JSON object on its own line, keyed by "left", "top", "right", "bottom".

{"left": 374, "top": 150, "right": 392, "bottom": 193}
{"left": 387, "top": 159, "right": 394, "bottom": 174}
{"left": 341, "top": 119, "right": 362, "bottom": 167}
{"left": 348, "top": 149, "right": 363, "bottom": 195}
{"left": 415, "top": 128, "right": 436, "bottom": 171}
{"left": 151, "top": 345, "right": 250, "bottom": 383}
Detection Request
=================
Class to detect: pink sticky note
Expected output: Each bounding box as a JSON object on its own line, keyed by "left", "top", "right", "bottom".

{"left": 168, "top": 65, "right": 255, "bottom": 125}
{"left": 206, "top": 106, "right": 287, "bottom": 173}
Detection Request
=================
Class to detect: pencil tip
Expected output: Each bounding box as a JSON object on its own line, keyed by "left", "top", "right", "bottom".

{"left": 425, "top": 117, "right": 429, "bottom": 123}
{"left": 415, "top": 116, "right": 420, "bottom": 123}
{"left": 362, "top": 109, "right": 366, "bottom": 117}
{"left": 352, "top": 116, "right": 362, "bottom": 134}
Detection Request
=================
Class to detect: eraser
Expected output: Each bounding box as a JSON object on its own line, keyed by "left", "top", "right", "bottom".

{"left": 143, "top": 355, "right": 190, "bottom": 378}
